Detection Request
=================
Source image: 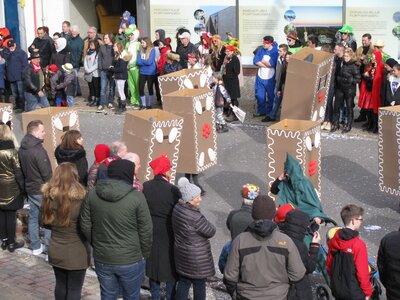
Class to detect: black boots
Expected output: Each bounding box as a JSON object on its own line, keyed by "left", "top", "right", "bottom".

{"left": 8, "top": 240, "right": 25, "bottom": 253}
{"left": 342, "top": 110, "right": 353, "bottom": 133}
{"left": 115, "top": 101, "right": 126, "bottom": 114}
{"left": 88, "top": 97, "right": 98, "bottom": 107}
{"left": 354, "top": 109, "right": 367, "bottom": 122}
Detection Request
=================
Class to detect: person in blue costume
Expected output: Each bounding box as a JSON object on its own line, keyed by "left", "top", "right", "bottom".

{"left": 253, "top": 36, "right": 278, "bottom": 119}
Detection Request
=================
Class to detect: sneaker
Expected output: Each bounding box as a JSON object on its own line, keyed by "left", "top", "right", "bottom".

{"left": 321, "top": 122, "right": 327, "bottom": 130}
{"left": 325, "top": 122, "right": 332, "bottom": 131}
{"left": 107, "top": 103, "right": 114, "bottom": 109}
{"left": 96, "top": 105, "right": 104, "bottom": 113}
{"left": 32, "top": 244, "right": 43, "bottom": 256}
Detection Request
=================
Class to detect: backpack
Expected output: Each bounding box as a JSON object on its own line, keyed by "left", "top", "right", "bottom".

{"left": 331, "top": 250, "right": 365, "bottom": 300}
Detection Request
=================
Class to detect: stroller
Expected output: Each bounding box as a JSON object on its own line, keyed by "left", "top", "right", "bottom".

{"left": 309, "top": 217, "right": 383, "bottom": 300}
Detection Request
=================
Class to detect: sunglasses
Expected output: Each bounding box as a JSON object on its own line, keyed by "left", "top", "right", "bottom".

{"left": 286, "top": 38, "right": 293, "bottom": 42}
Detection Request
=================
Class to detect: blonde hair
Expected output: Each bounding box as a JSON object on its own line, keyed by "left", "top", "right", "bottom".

{"left": 344, "top": 48, "right": 355, "bottom": 60}
{"left": 0, "top": 124, "right": 19, "bottom": 148}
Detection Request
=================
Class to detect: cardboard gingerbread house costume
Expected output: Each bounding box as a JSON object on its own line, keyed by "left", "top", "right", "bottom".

{"left": 378, "top": 106, "right": 400, "bottom": 196}
{"left": 0, "top": 103, "right": 13, "bottom": 128}
{"left": 158, "top": 68, "right": 210, "bottom": 102}
{"left": 281, "top": 48, "right": 334, "bottom": 122}
{"left": 267, "top": 119, "right": 321, "bottom": 198}
{"left": 163, "top": 88, "right": 217, "bottom": 174}
{"left": 22, "top": 108, "right": 80, "bottom": 170}
{"left": 122, "top": 109, "right": 184, "bottom": 183}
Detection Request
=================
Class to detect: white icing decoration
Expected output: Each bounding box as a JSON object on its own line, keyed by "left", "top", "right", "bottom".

{"left": 314, "top": 132, "right": 321, "bottom": 148}
{"left": 200, "top": 73, "right": 207, "bottom": 88}
{"left": 1, "top": 111, "right": 10, "bottom": 123}
{"left": 183, "top": 78, "right": 194, "bottom": 89}
{"left": 155, "top": 128, "right": 164, "bottom": 143}
{"left": 69, "top": 112, "right": 78, "bottom": 127}
{"left": 195, "top": 100, "right": 203, "bottom": 115}
{"left": 319, "top": 106, "right": 325, "bottom": 118}
{"left": 312, "top": 110, "right": 318, "bottom": 121}
{"left": 208, "top": 148, "right": 216, "bottom": 162}
{"left": 53, "top": 117, "right": 63, "bottom": 131}
{"left": 305, "top": 136, "right": 313, "bottom": 152}
{"left": 198, "top": 152, "right": 205, "bottom": 167}
{"left": 205, "top": 96, "right": 213, "bottom": 111}
{"left": 169, "top": 127, "right": 178, "bottom": 144}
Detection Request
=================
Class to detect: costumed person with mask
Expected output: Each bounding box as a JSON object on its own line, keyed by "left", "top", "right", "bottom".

{"left": 143, "top": 154, "right": 181, "bottom": 300}
{"left": 50, "top": 37, "right": 71, "bottom": 69}
{"left": 253, "top": 35, "right": 279, "bottom": 119}
{"left": 125, "top": 25, "right": 141, "bottom": 108}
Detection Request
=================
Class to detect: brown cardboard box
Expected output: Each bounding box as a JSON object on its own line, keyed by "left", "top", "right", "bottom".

{"left": 163, "top": 88, "right": 217, "bottom": 174}
{"left": 378, "top": 106, "right": 400, "bottom": 196}
{"left": 281, "top": 48, "right": 334, "bottom": 122}
{"left": 267, "top": 119, "right": 321, "bottom": 199}
{"left": 22, "top": 108, "right": 80, "bottom": 170}
{"left": 122, "top": 109, "right": 184, "bottom": 184}
{"left": 0, "top": 103, "right": 13, "bottom": 128}
{"left": 158, "top": 68, "right": 209, "bottom": 102}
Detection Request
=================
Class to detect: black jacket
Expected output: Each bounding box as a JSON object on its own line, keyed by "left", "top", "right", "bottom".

{"left": 336, "top": 60, "right": 361, "bottom": 95}
{"left": 110, "top": 57, "right": 128, "bottom": 80}
{"left": 223, "top": 55, "right": 241, "bottom": 99}
{"left": 281, "top": 210, "right": 319, "bottom": 300}
{"left": 381, "top": 73, "right": 400, "bottom": 107}
{"left": 378, "top": 229, "right": 400, "bottom": 300}
{"left": 176, "top": 42, "right": 197, "bottom": 69}
{"left": 29, "top": 37, "right": 53, "bottom": 68}
{"left": 18, "top": 134, "right": 52, "bottom": 195}
{"left": 23, "top": 64, "right": 45, "bottom": 95}
{"left": 226, "top": 204, "right": 253, "bottom": 240}
{"left": 5, "top": 48, "right": 28, "bottom": 82}
{"left": 172, "top": 200, "right": 216, "bottom": 279}
{"left": 50, "top": 47, "right": 71, "bottom": 69}
{"left": 143, "top": 175, "right": 181, "bottom": 281}
{"left": 54, "top": 146, "right": 88, "bottom": 185}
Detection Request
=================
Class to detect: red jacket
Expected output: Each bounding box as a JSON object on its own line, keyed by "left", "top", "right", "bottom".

{"left": 326, "top": 228, "right": 372, "bottom": 298}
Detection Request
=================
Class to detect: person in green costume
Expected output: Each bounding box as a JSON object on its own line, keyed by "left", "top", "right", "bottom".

{"left": 125, "top": 25, "right": 141, "bottom": 108}
{"left": 286, "top": 31, "right": 303, "bottom": 54}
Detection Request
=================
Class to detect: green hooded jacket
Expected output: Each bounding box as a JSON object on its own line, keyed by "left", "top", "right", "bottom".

{"left": 80, "top": 179, "right": 153, "bottom": 265}
{"left": 277, "top": 153, "right": 327, "bottom": 220}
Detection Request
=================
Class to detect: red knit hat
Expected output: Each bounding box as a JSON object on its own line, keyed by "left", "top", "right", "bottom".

{"left": 274, "top": 203, "right": 296, "bottom": 223}
{"left": 94, "top": 144, "right": 110, "bottom": 164}
{"left": 47, "top": 64, "right": 58, "bottom": 73}
{"left": 149, "top": 153, "right": 171, "bottom": 177}
{"left": 225, "top": 45, "right": 235, "bottom": 52}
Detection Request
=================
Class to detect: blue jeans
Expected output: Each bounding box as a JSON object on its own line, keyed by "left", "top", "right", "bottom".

{"left": 28, "top": 194, "right": 51, "bottom": 251}
{"left": 24, "top": 92, "right": 50, "bottom": 112}
{"left": 66, "top": 95, "right": 74, "bottom": 107}
{"left": 149, "top": 279, "right": 176, "bottom": 300}
{"left": 100, "top": 70, "right": 115, "bottom": 106}
{"left": 95, "top": 259, "right": 145, "bottom": 300}
{"left": 10, "top": 81, "right": 25, "bottom": 109}
{"left": 176, "top": 276, "right": 206, "bottom": 300}
{"left": 269, "top": 92, "right": 281, "bottom": 119}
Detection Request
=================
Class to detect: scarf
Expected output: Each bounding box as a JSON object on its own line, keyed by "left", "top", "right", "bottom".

{"left": 32, "top": 62, "right": 41, "bottom": 73}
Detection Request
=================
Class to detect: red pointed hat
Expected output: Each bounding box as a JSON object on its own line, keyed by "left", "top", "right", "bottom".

{"left": 149, "top": 153, "right": 171, "bottom": 176}
{"left": 274, "top": 203, "right": 296, "bottom": 223}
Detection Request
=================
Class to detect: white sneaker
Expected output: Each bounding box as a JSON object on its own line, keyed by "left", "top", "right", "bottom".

{"left": 325, "top": 122, "right": 332, "bottom": 131}
{"left": 321, "top": 121, "right": 327, "bottom": 130}
{"left": 32, "top": 244, "right": 43, "bottom": 256}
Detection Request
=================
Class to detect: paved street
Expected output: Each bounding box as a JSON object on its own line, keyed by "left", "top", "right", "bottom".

{"left": 2, "top": 76, "right": 399, "bottom": 299}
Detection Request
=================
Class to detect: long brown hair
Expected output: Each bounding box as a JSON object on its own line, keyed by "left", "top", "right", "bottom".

{"left": 114, "top": 42, "right": 124, "bottom": 60}
{"left": 140, "top": 37, "right": 154, "bottom": 60}
{"left": 42, "top": 162, "right": 86, "bottom": 227}
{"left": 60, "top": 130, "right": 83, "bottom": 150}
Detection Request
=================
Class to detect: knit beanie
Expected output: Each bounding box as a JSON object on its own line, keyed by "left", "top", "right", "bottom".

{"left": 94, "top": 144, "right": 110, "bottom": 164}
{"left": 274, "top": 203, "right": 296, "bottom": 223}
{"left": 149, "top": 154, "right": 171, "bottom": 177}
{"left": 240, "top": 183, "right": 260, "bottom": 201}
{"left": 252, "top": 195, "right": 276, "bottom": 220}
{"left": 177, "top": 177, "right": 201, "bottom": 202}
{"left": 107, "top": 159, "right": 135, "bottom": 184}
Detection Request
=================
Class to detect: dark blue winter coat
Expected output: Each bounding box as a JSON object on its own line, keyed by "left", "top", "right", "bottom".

{"left": 5, "top": 48, "right": 28, "bottom": 82}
